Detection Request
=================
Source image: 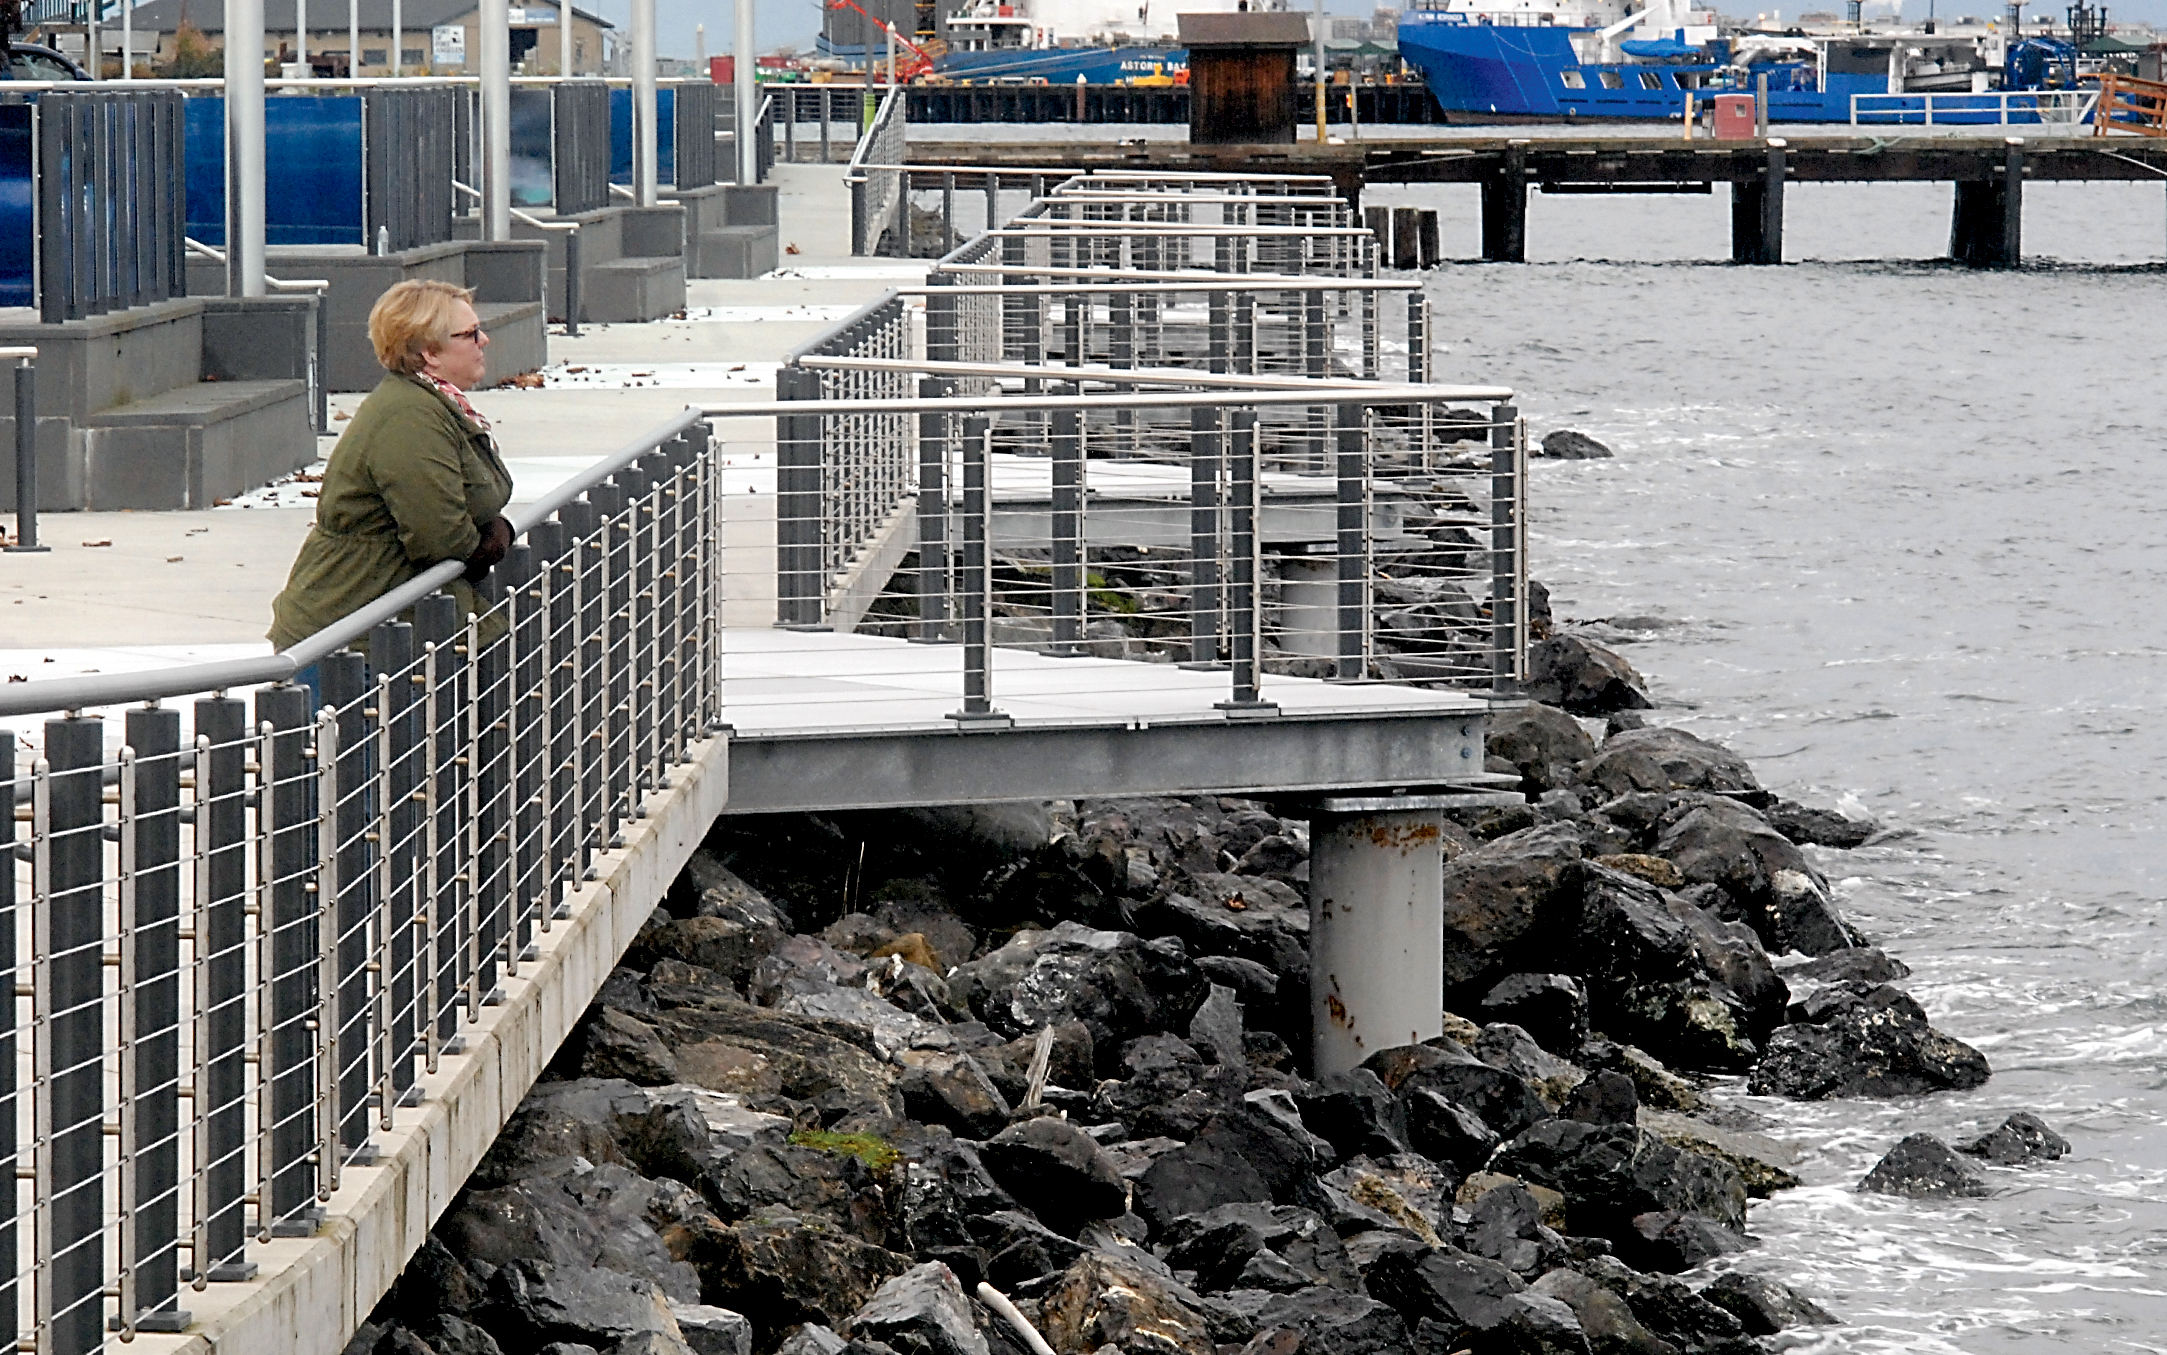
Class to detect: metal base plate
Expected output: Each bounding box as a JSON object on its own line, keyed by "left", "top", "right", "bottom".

{"left": 111, "top": 1309, "right": 192, "bottom": 1332}
{"left": 268, "top": 1208, "right": 324, "bottom": 1238}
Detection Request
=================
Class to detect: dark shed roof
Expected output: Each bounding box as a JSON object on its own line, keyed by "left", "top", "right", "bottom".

{"left": 1177, "top": 12, "right": 1312, "bottom": 47}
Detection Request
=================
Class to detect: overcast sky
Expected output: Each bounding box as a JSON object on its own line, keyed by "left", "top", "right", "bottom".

{"left": 619, "top": 0, "right": 2167, "bottom": 60}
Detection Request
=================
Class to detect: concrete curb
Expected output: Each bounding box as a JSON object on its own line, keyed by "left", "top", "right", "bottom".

{"left": 131, "top": 732, "right": 730, "bottom": 1355}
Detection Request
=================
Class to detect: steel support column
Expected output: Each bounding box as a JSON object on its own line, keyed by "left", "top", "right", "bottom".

{"left": 1308, "top": 797, "right": 1447, "bottom": 1078}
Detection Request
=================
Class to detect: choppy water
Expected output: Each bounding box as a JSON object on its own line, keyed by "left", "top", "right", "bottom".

{"left": 1392, "top": 177, "right": 2167, "bottom": 1351}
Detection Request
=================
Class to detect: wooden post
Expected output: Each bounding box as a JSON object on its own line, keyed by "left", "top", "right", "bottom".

{"left": 1481, "top": 141, "right": 1527, "bottom": 263}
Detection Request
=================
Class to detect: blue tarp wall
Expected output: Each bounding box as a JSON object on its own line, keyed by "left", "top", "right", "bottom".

{"left": 185, "top": 96, "right": 364, "bottom": 246}
{"left": 610, "top": 87, "right": 675, "bottom": 187}
{"left": 0, "top": 105, "right": 31, "bottom": 307}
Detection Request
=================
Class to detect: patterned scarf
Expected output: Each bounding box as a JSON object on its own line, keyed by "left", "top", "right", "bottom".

{"left": 415, "top": 370, "right": 492, "bottom": 434}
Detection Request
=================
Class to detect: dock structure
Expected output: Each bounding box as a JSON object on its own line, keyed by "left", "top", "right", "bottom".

{"left": 905, "top": 133, "right": 2167, "bottom": 266}
{"left": 0, "top": 163, "right": 1522, "bottom": 1355}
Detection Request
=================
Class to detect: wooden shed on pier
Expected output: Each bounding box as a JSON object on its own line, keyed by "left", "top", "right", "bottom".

{"left": 1180, "top": 11, "right": 1310, "bottom": 145}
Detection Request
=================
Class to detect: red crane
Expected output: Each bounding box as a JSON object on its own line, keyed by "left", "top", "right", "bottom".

{"left": 828, "top": 0, "right": 939, "bottom": 81}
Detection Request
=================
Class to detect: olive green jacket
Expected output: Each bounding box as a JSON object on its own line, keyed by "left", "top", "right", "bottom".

{"left": 269, "top": 374, "right": 514, "bottom": 651}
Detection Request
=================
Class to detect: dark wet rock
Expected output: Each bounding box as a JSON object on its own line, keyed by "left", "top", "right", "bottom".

{"left": 1462, "top": 1181, "right": 1566, "bottom": 1277}
{"left": 414, "top": 1314, "right": 505, "bottom": 1355}
{"left": 1295, "top": 1070, "right": 1412, "bottom": 1164}
{"left": 535, "top": 1345, "right": 603, "bottom": 1355}
{"left": 437, "top": 1172, "right": 608, "bottom": 1279}
{"left": 749, "top": 935, "right": 871, "bottom": 1007}
{"left": 1474, "top": 1023, "right": 1587, "bottom": 1107}
{"left": 1959, "top": 1111, "right": 2070, "bottom": 1164}
{"left": 980, "top": 1117, "right": 1129, "bottom": 1232}
{"left": 1480, "top": 974, "right": 1591, "bottom": 1056}
{"left": 480, "top": 1260, "right": 691, "bottom": 1353}
{"left": 647, "top": 998, "right": 901, "bottom": 1121}
{"left": 1525, "top": 635, "right": 1653, "bottom": 716}
{"left": 967, "top": 1211, "right": 1087, "bottom": 1290}
{"left": 1530, "top": 1269, "right": 1677, "bottom": 1355}
{"left": 1402, "top": 1087, "right": 1500, "bottom": 1175}
{"left": 1187, "top": 984, "right": 1247, "bottom": 1068}
{"left": 866, "top": 882, "right": 978, "bottom": 975}
{"left": 1136, "top": 873, "right": 1310, "bottom": 977}
{"left": 1539, "top": 430, "right": 1613, "bottom": 460}
{"left": 575, "top": 1007, "right": 683, "bottom": 1085}
{"left": 703, "top": 1214, "right": 915, "bottom": 1335}
{"left": 635, "top": 914, "right": 787, "bottom": 994}
{"left": 1658, "top": 894, "right": 1788, "bottom": 1048}
{"left": 1134, "top": 1096, "right": 1332, "bottom": 1231}
{"left": 1037, "top": 1251, "right": 1218, "bottom": 1355}
{"left": 1859, "top": 1134, "right": 1992, "bottom": 1199}
{"left": 598, "top": 965, "right": 660, "bottom": 1014}
{"left": 843, "top": 1263, "right": 988, "bottom": 1355}
{"left": 1766, "top": 799, "right": 1877, "bottom": 850}
{"left": 1571, "top": 865, "right": 1761, "bottom": 1073}
{"left": 1490, "top": 1119, "right": 1747, "bottom": 1243}
{"left": 1596, "top": 854, "right": 1684, "bottom": 890}
{"left": 1487, "top": 704, "right": 1599, "bottom": 796}
{"left": 1495, "top": 1293, "right": 1595, "bottom": 1354}
{"left": 1784, "top": 946, "right": 1911, "bottom": 985}
{"left": 1608, "top": 1270, "right": 1756, "bottom": 1355}
{"left": 1583, "top": 729, "right": 1761, "bottom": 804}
{"left": 1359, "top": 1241, "right": 1523, "bottom": 1336}
{"left": 1749, "top": 982, "right": 1990, "bottom": 1100}
{"left": 1577, "top": 1043, "right": 1705, "bottom": 1115}
{"left": 1365, "top": 1040, "right": 1550, "bottom": 1142}
{"left": 1695, "top": 1273, "right": 1836, "bottom": 1336}
{"left": 1624, "top": 1210, "right": 1751, "bottom": 1273}
{"left": 895, "top": 1049, "right": 1012, "bottom": 1140}
{"left": 390, "top": 1235, "right": 491, "bottom": 1317}
{"left": 1563, "top": 1071, "right": 1639, "bottom": 1126}
{"left": 1161, "top": 1203, "right": 1358, "bottom": 1294}
{"left": 1196, "top": 954, "right": 1278, "bottom": 1001}
{"left": 1323, "top": 1155, "right": 1457, "bottom": 1243}
{"left": 669, "top": 1303, "right": 754, "bottom": 1355}
{"left": 1653, "top": 800, "right": 1853, "bottom": 957}
{"left": 1253, "top": 1288, "right": 1412, "bottom": 1355}
{"left": 1438, "top": 823, "right": 1586, "bottom": 991}
{"left": 1234, "top": 834, "right": 1309, "bottom": 882}
{"left": 949, "top": 921, "right": 1210, "bottom": 1064}
{"left": 1635, "top": 1110, "right": 1799, "bottom": 1199}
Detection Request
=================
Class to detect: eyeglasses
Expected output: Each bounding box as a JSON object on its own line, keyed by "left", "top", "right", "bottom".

{"left": 447, "top": 325, "right": 484, "bottom": 343}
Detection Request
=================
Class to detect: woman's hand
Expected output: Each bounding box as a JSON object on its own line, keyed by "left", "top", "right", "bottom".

{"left": 463, "top": 516, "right": 513, "bottom": 583}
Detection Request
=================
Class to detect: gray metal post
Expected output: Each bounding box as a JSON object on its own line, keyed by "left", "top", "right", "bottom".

{"left": 191, "top": 694, "right": 254, "bottom": 1278}
{"left": 942, "top": 171, "right": 955, "bottom": 256}
{"left": 225, "top": 0, "right": 267, "bottom": 295}
{"left": 46, "top": 714, "right": 105, "bottom": 1355}
{"left": 632, "top": 0, "right": 657, "bottom": 204}
{"left": 1763, "top": 139, "right": 1787, "bottom": 265}
{"left": 949, "top": 416, "right": 1006, "bottom": 725}
{"left": 1490, "top": 403, "right": 1520, "bottom": 691}
{"left": 775, "top": 365, "right": 823, "bottom": 627}
{"left": 734, "top": 0, "right": 756, "bottom": 185}
{"left": 1051, "top": 394, "right": 1084, "bottom": 656}
{"left": 1308, "top": 797, "right": 1447, "bottom": 1077}
{"left": 915, "top": 376, "right": 951, "bottom": 642}
{"left": 257, "top": 682, "right": 319, "bottom": 1232}
{"left": 0, "top": 731, "right": 12, "bottom": 1341}
{"left": 1334, "top": 404, "right": 1364, "bottom": 681}
{"left": 560, "top": 0, "right": 573, "bottom": 73}
{"left": 1218, "top": 409, "right": 1273, "bottom": 712}
{"left": 125, "top": 705, "right": 189, "bottom": 1330}
{"left": 7, "top": 356, "right": 43, "bottom": 552}
{"left": 1187, "top": 406, "right": 1222, "bottom": 667}
{"left": 481, "top": 0, "right": 512, "bottom": 239}
{"left": 1755, "top": 70, "right": 1769, "bottom": 137}
{"left": 820, "top": 88, "right": 831, "bottom": 163}
{"left": 319, "top": 651, "right": 373, "bottom": 1155}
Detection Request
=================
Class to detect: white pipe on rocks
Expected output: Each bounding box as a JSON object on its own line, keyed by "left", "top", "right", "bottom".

{"left": 481, "top": 0, "right": 511, "bottom": 238}
{"left": 225, "top": 0, "right": 267, "bottom": 295}
{"left": 1308, "top": 798, "right": 1449, "bottom": 1077}
{"left": 733, "top": 0, "right": 755, "bottom": 186}
{"left": 633, "top": 0, "right": 657, "bottom": 204}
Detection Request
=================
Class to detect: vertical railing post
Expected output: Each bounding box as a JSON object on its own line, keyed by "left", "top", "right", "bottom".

{"left": 0, "top": 730, "right": 13, "bottom": 1344}
{"left": 1217, "top": 410, "right": 1273, "bottom": 713}
{"left": 256, "top": 681, "right": 319, "bottom": 1233}
{"left": 320, "top": 650, "right": 372, "bottom": 1159}
{"left": 312, "top": 707, "right": 341, "bottom": 1203}
{"left": 190, "top": 693, "right": 252, "bottom": 1280}
{"left": 1490, "top": 402, "right": 1521, "bottom": 692}
{"left": 776, "top": 365, "right": 824, "bottom": 627}
{"left": 1187, "top": 405, "right": 1223, "bottom": 667}
{"left": 948, "top": 416, "right": 1007, "bottom": 726}
{"left": 7, "top": 354, "right": 45, "bottom": 553}
{"left": 1334, "top": 403, "right": 1366, "bottom": 682}
{"left": 1050, "top": 393, "right": 1084, "bottom": 656}
{"left": 125, "top": 702, "right": 188, "bottom": 1330}
{"left": 915, "top": 376, "right": 951, "bottom": 642}
{"left": 43, "top": 713, "right": 104, "bottom": 1355}
{"left": 367, "top": 621, "right": 418, "bottom": 1110}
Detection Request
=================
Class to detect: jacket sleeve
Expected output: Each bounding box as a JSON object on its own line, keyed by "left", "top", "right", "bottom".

{"left": 374, "top": 402, "right": 484, "bottom": 567}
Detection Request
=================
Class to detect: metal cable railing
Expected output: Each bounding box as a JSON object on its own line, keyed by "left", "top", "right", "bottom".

{"left": 847, "top": 88, "right": 907, "bottom": 256}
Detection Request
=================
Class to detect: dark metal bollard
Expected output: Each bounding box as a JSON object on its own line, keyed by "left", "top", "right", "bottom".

{"left": 191, "top": 694, "right": 254, "bottom": 1279}
{"left": 6, "top": 353, "right": 44, "bottom": 552}
{"left": 124, "top": 703, "right": 190, "bottom": 1330}
{"left": 1218, "top": 410, "right": 1274, "bottom": 713}
{"left": 257, "top": 681, "right": 320, "bottom": 1234}
{"left": 563, "top": 227, "right": 583, "bottom": 338}
{"left": 46, "top": 714, "right": 106, "bottom": 1355}
{"left": 1334, "top": 404, "right": 1366, "bottom": 681}
{"left": 916, "top": 376, "right": 952, "bottom": 642}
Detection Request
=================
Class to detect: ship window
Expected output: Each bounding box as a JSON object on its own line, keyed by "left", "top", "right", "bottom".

{"left": 1639, "top": 70, "right": 1662, "bottom": 88}
{"left": 1599, "top": 70, "right": 1623, "bottom": 88}
{"left": 1560, "top": 69, "right": 1587, "bottom": 88}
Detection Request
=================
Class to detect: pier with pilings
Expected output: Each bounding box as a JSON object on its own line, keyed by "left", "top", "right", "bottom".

{"left": 902, "top": 133, "right": 2167, "bottom": 267}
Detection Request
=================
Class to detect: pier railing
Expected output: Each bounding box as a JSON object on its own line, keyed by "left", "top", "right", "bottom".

{"left": 1849, "top": 87, "right": 2099, "bottom": 126}
{"left": 847, "top": 89, "right": 908, "bottom": 256}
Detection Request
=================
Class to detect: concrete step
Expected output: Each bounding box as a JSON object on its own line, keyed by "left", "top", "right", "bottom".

{"left": 689, "top": 225, "right": 779, "bottom": 280}
{"left": 81, "top": 379, "right": 315, "bottom": 509}
{"left": 583, "top": 256, "right": 688, "bottom": 324}
{"left": 477, "top": 300, "right": 548, "bottom": 384}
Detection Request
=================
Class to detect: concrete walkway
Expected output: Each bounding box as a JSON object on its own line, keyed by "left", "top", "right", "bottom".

{"left": 0, "top": 164, "right": 920, "bottom": 655}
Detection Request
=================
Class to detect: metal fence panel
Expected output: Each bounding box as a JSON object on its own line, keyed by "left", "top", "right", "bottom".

{"left": 552, "top": 82, "right": 610, "bottom": 217}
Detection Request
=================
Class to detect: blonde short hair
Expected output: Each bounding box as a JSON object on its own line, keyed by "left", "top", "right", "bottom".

{"left": 368, "top": 279, "right": 476, "bottom": 375}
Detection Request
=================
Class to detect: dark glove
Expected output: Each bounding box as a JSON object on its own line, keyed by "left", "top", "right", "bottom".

{"left": 463, "top": 516, "right": 513, "bottom": 584}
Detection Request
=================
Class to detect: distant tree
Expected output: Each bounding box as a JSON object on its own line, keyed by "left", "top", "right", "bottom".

{"left": 160, "top": 19, "right": 223, "bottom": 77}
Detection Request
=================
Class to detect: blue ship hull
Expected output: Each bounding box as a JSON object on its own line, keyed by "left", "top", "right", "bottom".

{"left": 934, "top": 45, "right": 1186, "bottom": 84}
{"left": 1396, "top": 14, "right": 2065, "bottom": 124}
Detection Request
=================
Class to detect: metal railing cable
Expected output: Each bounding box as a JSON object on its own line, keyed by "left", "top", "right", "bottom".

{"left": 847, "top": 88, "right": 907, "bottom": 256}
